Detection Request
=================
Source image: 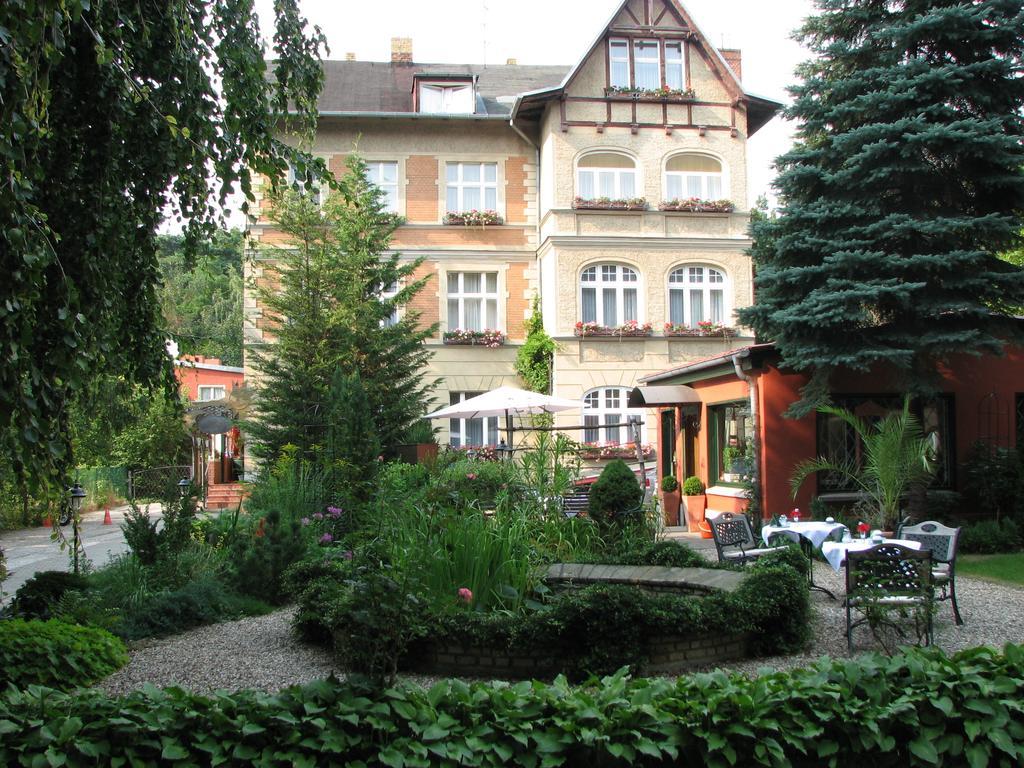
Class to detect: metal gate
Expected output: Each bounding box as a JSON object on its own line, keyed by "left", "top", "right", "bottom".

{"left": 128, "top": 465, "right": 191, "bottom": 501}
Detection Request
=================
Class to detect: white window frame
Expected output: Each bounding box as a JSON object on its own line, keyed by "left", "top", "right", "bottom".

{"left": 580, "top": 263, "right": 641, "bottom": 327}
{"left": 381, "top": 280, "right": 400, "bottom": 328}
{"left": 583, "top": 387, "right": 647, "bottom": 446}
{"left": 286, "top": 162, "right": 323, "bottom": 205}
{"left": 449, "top": 391, "right": 499, "bottom": 448}
{"left": 664, "top": 153, "right": 725, "bottom": 201}
{"left": 446, "top": 271, "right": 499, "bottom": 331}
{"left": 632, "top": 39, "right": 661, "bottom": 90}
{"left": 198, "top": 385, "right": 226, "bottom": 402}
{"left": 576, "top": 152, "right": 639, "bottom": 201}
{"left": 668, "top": 265, "right": 729, "bottom": 326}
{"left": 607, "top": 38, "right": 687, "bottom": 90}
{"left": 445, "top": 162, "right": 498, "bottom": 213}
{"left": 608, "top": 38, "right": 630, "bottom": 88}
{"left": 365, "top": 161, "right": 399, "bottom": 213}
{"left": 418, "top": 82, "right": 474, "bottom": 114}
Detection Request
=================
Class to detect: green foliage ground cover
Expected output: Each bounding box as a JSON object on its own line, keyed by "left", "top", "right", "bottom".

{"left": 1, "top": 645, "right": 1023, "bottom": 767}
{"left": 0, "top": 619, "right": 127, "bottom": 691}
{"left": 957, "top": 554, "right": 1024, "bottom": 587}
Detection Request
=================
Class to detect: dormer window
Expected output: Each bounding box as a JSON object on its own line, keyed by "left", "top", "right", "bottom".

{"left": 608, "top": 38, "right": 687, "bottom": 91}
{"left": 417, "top": 78, "right": 475, "bottom": 114}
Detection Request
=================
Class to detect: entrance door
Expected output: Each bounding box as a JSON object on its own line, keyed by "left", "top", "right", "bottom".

{"left": 660, "top": 409, "right": 676, "bottom": 479}
{"left": 681, "top": 406, "right": 699, "bottom": 480}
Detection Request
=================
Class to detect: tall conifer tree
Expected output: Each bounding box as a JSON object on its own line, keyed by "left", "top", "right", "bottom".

{"left": 739, "top": 0, "right": 1024, "bottom": 409}
{"left": 248, "top": 156, "right": 436, "bottom": 460}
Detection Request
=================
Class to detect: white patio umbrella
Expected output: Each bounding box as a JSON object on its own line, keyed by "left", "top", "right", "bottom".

{"left": 423, "top": 386, "right": 581, "bottom": 449}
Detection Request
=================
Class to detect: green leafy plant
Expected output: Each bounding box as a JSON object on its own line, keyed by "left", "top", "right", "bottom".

{"left": 515, "top": 296, "right": 556, "bottom": 393}
{"left": 587, "top": 460, "right": 643, "bottom": 527}
{"left": 682, "top": 476, "right": 705, "bottom": 496}
{"left": 0, "top": 619, "right": 128, "bottom": 690}
{"left": 959, "top": 518, "right": 1023, "bottom": 554}
{"left": 791, "top": 397, "right": 935, "bottom": 531}
{"left": 660, "top": 475, "right": 679, "bottom": 493}
{"left": 10, "top": 570, "right": 90, "bottom": 620}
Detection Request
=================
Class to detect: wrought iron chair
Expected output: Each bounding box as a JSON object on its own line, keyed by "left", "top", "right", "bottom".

{"left": 709, "top": 512, "right": 785, "bottom": 565}
{"left": 899, "top": 520, "right": 963, "bottom": 625}
{"left": 845, "top": 543, "right": 933, "bottom": 652}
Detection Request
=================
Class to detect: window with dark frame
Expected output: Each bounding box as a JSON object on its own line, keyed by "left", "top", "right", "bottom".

{"left": 815, "top": 395, "right": 954, "bottom": 491}
{"left": 708, "top": 401, "right": 753, "bottom": 486}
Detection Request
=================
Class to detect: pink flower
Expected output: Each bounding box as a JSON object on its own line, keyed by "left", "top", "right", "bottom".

{"left": 301, "top": 517, "right": 311, "bottom": 526}
{"left": 457, "top": 587, "right": 473, "bottom": 604}
{"left": 319, "top": 533, "right": 333, "bottom": 544}
{"left": 465, "top": 473, "right": 477, "bottom": 480}
{"left": 313, "top": 512, "right": 324, "bottom": 520}
{"left": 327, "top": 506, "right": 343, "bottom": 519}
{"left": 342, "top": 550, "right": 353, "bottom": 560}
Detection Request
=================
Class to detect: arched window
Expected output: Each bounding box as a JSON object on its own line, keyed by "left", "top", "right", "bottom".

{"left": 581, "top": 263, "right": 639, "bottom": 326}
{"left": 668, "top": 265, "right": 727, "bottom": 326}
{"left": 664, "top": 154, "right": 723, "bottom": 200}
{"left": 577, "top": 152, "right": 637, "bottom": 200}
{"left": 583, "top": 387, "right": 646, "bottom": 445}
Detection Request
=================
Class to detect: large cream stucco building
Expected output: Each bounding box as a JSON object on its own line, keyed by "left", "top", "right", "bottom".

{"left": 245, "top": 0, "right": 780, "bottom": 456}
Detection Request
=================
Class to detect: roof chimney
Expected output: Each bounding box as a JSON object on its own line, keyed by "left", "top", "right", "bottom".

{"left": 345, "top": 52, "right": 356, "bottom": 61}
{"left": 719, "top": 48, "right": 742, "bottom": 80}
{"left": 391, "top": 37, "right": 413, "bottom": 64}
{"left": 506, "top": 57, "right": 517, "bottom": 66}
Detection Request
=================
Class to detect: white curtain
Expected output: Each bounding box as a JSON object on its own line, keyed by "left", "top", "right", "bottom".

{"left": 623, "top": 289, "right": 638, "bottom": 322}
{"left": 581, "top": 288, "right": 597, "bottom": 323}
{"left": 669, "top": 289, "right": 685, "bottom": 324}
{"left": 710, "top": 290, "right": 724, "bottom": 323}
{"left": 602, "top": 288, "right": 617, "bottom": 326}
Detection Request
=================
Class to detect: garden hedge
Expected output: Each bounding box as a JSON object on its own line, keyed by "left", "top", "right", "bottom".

{"left": 0, "top": 645, "right": 1022, "bottom": 766}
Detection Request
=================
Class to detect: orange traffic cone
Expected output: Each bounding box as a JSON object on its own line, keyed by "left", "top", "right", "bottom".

{"left": 103, "top": 506, "right": 112, "bottom": 525}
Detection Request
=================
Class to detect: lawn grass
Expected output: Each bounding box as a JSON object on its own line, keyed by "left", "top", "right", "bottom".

{"left": 957, "top": 553, "right": 1024, "bottom": 586}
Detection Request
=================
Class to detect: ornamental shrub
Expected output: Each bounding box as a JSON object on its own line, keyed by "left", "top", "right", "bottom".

{"left": 10, "top": 570, "right": 89, "bottom": 620}
{"left": 682, "top": 476, "right": 705, "bottom": 495}
{"left": 0, "top": 619, "right": 127, "bottom": 690}
{"left": 959, "top": 518, "right": 1023, "bottom": 554}
{"left": 660, "top": 475, "right": 679, "bottom": 493}
{"left": 597, "top": 539, "right": 709, "bottom": 569}
{"left": 587, "top": 459, "right": 643, "bottom": 527}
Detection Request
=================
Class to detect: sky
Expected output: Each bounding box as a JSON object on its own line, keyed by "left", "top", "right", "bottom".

{"left": 250, "top": 0, "right": 817, "bottom": 211}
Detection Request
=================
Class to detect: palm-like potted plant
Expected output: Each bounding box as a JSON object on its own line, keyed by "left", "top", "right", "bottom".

{"left": 790, "top": 397, "right": 936, "bottom": 533}
{"left": 660, "top": 475, "right": 681, "bottom": 526}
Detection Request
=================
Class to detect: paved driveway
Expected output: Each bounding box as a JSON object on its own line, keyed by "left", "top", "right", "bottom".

{"left": 1, "top": 503, "right": 163, "bottom": 602}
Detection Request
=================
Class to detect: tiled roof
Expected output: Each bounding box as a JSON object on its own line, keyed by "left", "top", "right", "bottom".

{"left": 316, "top": 60, "right": 571, "bottom": 116}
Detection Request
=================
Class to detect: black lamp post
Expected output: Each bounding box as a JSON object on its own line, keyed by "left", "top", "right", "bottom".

{"left": 68, "top": 483, "right": 86, "bottom": 574}
{"left": 178, "top": 477, "right": 191, "bottom": 498}
{"left": 497, "top": 439, "right": 512, "bottom": 461}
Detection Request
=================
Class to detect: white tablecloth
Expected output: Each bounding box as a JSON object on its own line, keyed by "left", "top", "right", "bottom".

{"left": 820, "top": 538, "right": 923, "bottom": 572}
{"left": 762, "top": 521, "right": 848, "bottom": 549}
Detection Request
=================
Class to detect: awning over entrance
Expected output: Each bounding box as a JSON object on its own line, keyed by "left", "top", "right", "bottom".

{"left": 627, "top": 385, "right": 701, "bottom": 408}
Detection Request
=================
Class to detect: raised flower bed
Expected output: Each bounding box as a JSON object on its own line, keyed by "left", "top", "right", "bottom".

{"left": 579, "top": 443, "right": 656, "bottom": 461}
{"left": 443, "top": 329, "right": 506, "bottom": 348}
{"left": 573, "top": 197, "right": 648, "bottom": 211}
{"left": 659, "top": 198, "right": 735, "bottom": 213}
{"left": 664, "top": 321, "right": 734, "bottom": 338}
{"left": 443, "top": 209, "right": 503, "bottom": 226}
{"left": 604, "top": 85, "right": 696, "bottom": 102}
{"left": 575, "top": 320, "right": 653, "bottom": 338}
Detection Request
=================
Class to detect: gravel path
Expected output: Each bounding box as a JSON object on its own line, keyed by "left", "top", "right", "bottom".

{"left": 97, "top": 567, "right": 1024, "bottom": 695}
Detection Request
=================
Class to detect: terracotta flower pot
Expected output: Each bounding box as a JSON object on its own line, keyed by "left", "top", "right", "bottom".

{"left": 684, "top": 494, "right": 707, "bottom": 534}
{"left": 662, "top": 489, "right": 681, "bottom": 526}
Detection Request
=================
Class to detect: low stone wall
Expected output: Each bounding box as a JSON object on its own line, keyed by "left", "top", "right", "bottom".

{"left": 543, "top": 563, "right": 745, "bottom": 596}
{"left": 414, "top": 632, "right": 750, "bottom": 679}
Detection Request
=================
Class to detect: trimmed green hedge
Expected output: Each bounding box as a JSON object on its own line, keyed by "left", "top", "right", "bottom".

{"left": 420, "top": 549, "right": 810, "bottom": 679}
{"left": 0, "top": 619, "right": 128, "bottom": 691}
{"left": 0, "top": 646, "right": 1022, "bottom": 766}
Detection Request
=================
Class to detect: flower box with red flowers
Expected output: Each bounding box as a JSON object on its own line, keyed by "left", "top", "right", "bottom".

{"left": 442, "top": 329, "right": 506, "bottom": 348}
{"left": 604, "top": 85, "right": 696, "bottom": 102}
{"left": 579, "top": 443, "right": 656, "bottom": 461}
{"left": 575, "top": 320, "right": 653, "bottom": 338}
{"left": 658, "top": 198, "right": 735, "bottom": 213}
{"left": 664, "top": 321, "right": 734, "bottom": 338}
{"left": 443, "top": 209, "right": 503, "bottom": 226}
{"left": 572, "top": 197, "right": 648, "bottom": 211}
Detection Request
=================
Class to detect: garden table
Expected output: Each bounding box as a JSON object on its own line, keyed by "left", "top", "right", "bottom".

{"left": 820, "top": 538, "right": 923, "bottom": 573}
{"left": 761, "top": 520, "right": 848, "bottom": 599}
